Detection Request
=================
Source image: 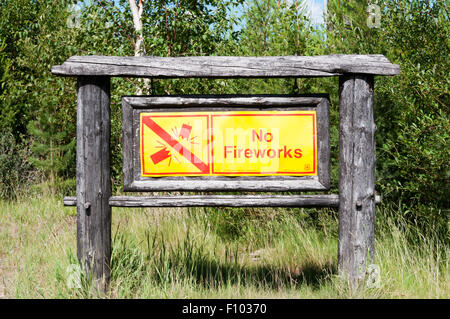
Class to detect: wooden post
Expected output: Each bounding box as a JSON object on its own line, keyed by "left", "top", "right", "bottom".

{"left": 76, "top": 76, "right": 111, "bottom": 293}
{"left": 338, "top": 74, "right": 376, "bottom": 287}
{"left": 51, "top": 54, "right": 398, "bottom": 294}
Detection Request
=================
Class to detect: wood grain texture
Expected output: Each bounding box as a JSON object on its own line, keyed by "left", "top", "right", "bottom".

{"left": 317, "top": 98, "right": 330, "bottom": 189}
{"left": 338, "top": 74, "right": 376, "bottom": 286}
{"left": 123, "top": 95, "right": 328, "bottom": 108}
{"left": 64, "top": 195, "right": 381, "bottom": 207}
{"left": 76, "top": 76, "right": 111, "bottom": 293}
{"left": 109, "top": 195, "right": 340, "bottom": 207}
{"left": 126, "top": 178, "right": 327, "bottom": 192}
{"left": 122, "top": 99, "right": 134, "bottom": 188}
{"left": 52, "top": 55, "right": 400, "bottom": 78}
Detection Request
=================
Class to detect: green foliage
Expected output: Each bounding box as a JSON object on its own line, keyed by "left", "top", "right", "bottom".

{"left": 325, "top": 0, "right": 449, "bottom": 228}
{"left": 0, "top": 0, "right": 77, "bottom": 133}
{"left": 0, "top": 0, "right": 447, "bottom": 237}
{"left": 216, "top": 0, "right": 327, "bottom": 95}
{"left": 326, "top": 0, "right": 382, "bottom": 53}
{"left": 0, "top": 0, "right": 448, "bottom": 298}
{"left": 0, "top": 0, "right": 79, "bottom": 195}
{"left": 0, "top": 39, "right": 10, "bottom": 93}
{"left": 27, "top": 117, "right": 75, "bottom": 185}
{"left": 63, "top": 0, "right": 247, "bottom": 190}
{"left": 374, "top": 1, "right": 449, "bottom": 211}
{"left": 0, "top": 127, "right": 31, "bottom": 200}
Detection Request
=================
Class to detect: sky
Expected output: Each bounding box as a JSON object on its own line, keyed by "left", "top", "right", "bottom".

{"left": 110, "top": 0, "right": 328, "bottom": 25}
{"left": 78, "top": 0, "right": 328, "bottom": 27}
{"left": 225, "top": 0, "right": 327, "bottom": 32}
{"left": 304, "top": 0, "right": 327, "bottom": 25}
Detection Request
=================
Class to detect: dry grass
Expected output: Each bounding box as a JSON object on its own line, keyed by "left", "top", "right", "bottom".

{"left": 0, "top": 194, "right": 448, "bottom": 299}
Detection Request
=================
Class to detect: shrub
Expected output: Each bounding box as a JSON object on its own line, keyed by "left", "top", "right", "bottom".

{"left": 0, "top": 128, "right": 32, "bottom": 200}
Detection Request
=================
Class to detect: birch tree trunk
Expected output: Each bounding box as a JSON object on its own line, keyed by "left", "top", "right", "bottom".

{"left": 129, "top": 0, "right": 150, "bottom": 94}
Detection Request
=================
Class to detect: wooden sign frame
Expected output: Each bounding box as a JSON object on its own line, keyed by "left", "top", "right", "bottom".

{"left": 53, "top": 54, "right": 400, "bottom": 293}
{"left": 122, "top": 95, "right": 330, "bottom": 192}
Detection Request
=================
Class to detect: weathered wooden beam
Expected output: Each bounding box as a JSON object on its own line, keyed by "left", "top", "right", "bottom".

{"left": 338, "top": 74, "right": 376, "bottom": 287}
{"left": 110, "top": 195, "right": 340, "bottom": 207}
{"left": 63, "top": 194, "right": 381, "bottom": 207}
{"left": 126, "top": 178, "right": 328, "bottom": 192}
{"left": 64, "top": 197, "right": 77, "bottom": 206}
{"left": 52, "top": 55, "right": 400, "bottom": 78}
{"left": 122, "top": 95, "right": 328, "bottom": 108}
{"left": 76, "top": 76, "right": 111, "bottom": 294}
{"left": 317, "top": 98, "right": 330, "bottom": 189}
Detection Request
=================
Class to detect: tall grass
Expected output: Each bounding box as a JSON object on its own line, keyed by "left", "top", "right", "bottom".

{"left": 0, "top": 195, "right": 448, "bottom": 298}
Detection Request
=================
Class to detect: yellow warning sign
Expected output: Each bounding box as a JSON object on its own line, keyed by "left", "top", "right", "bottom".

{"left": 140, "top": 111, "right": 317, "bottom": 176}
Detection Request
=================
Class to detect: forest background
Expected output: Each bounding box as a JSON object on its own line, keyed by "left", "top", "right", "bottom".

{"left": 0, "top": 0, "right": 448, "bottom": 298}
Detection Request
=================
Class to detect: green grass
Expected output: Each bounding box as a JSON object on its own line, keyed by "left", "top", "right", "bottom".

{"left": 0, "top": 194, "right": 448, "bottom": 298}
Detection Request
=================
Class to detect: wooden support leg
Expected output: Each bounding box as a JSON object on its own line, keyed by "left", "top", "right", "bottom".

{"left": 76, "top": 76, "right": 111, "bottom": 293}
{"left": 338, "top": 74, "right": 376, "bottom": 288}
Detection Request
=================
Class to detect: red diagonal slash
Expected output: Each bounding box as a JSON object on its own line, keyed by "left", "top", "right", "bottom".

{"left": 142, "top": 117, "right": 209, "bottom": 173}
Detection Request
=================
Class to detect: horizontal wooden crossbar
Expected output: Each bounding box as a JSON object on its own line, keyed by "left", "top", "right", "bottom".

{"left": 63, "top": 194, "right": 381, "bottom": 208}
{"left": 52, "top": 55, "right": 400, "bottom": 78}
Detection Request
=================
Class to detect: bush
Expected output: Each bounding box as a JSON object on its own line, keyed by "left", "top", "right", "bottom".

{"left": 0, "top": 128, "right": 32, "bottom": 200}
{"left": 326, "top": 0, "right": 449, "bottom": 231}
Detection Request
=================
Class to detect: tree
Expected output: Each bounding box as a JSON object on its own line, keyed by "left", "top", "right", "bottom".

{"left": 219, "top": 0, "right": 325, "bottom": 95}
{"left": 0, "top": 0, "right": 80, "bottom": 194}
{"left": 326, "top": 0, "right": 449, "bottom": 232}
